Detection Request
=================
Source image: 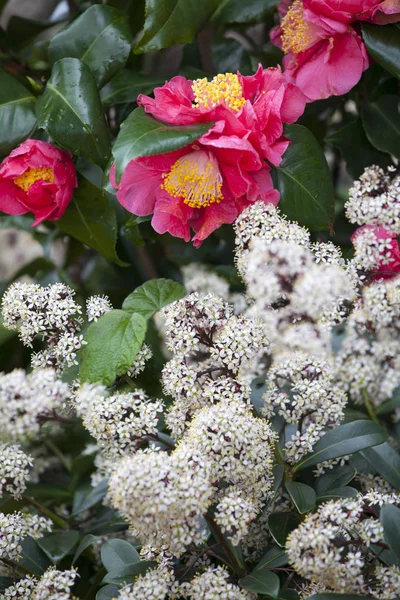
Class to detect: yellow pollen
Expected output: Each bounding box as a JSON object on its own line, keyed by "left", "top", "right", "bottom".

{"left": 192, "top": 73, "right": 245, "bottom": 112}
{"left": 14, "top": 167, "right": 55, "bottom": 192}
{"left": 162, "top": 151, "right": 223, "bottom": 209}
{"left": 281, "top": 0, "right": 316, "bottom": 54}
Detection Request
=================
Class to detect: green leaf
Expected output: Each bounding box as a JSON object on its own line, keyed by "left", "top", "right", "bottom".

{"left": 361, "top": 442, "right": 400, "bottom": 490}
{"left": 361, "top": 95, "right": 400, "bottom": 158}
{"left": 212, "top": 0, "right": 277, "bottom": 24}
{"left": 268, "top": 512, "right": 301, "bottom": 547}
{"left": 315, "top": 465, "right": 356, "bottom": 494}
{"left": 80, "top": 310, "right": 147, "bottom": 385}
{"left": 112, "top": 106, "right": 213, "bottom": 182}
{"left": 293, "top": 420, "right": 387, "bottom": 472}
{"left": 255, "top": 546, "right": 288, "bottom": 570}
{"left": 362, "top": 23, "right": 400, "bottom": 79}
{"left": 380, "top": 504, "right": 400, "bottom": 563}
{"left": 102, "top": 561, "right": 156, "bottom": 584}
{"left": 135, "top": 0, "right": 218, "bottom": 53}
{"left": 285, "top": 481, "right": 316, "bottom": 514}
{"left": 375, "top": 387, "right": 400, "bottom": 416}
{"left": 100, "top": 70, "right": 164, "bottom": 107}
{"left": 6, "top": 16, "right": 53, "bottom": 51}
{"left": 37, "top": 531, "right": 79, "bottom": 564}
{"left": 0, "top": 70, "right": 36, "bottom": 157}
{"left": 122, "top": 279, "right": 185, "bottom": 318}
{"left": 72, "top": 480, "right": 109, "bottom": 515}
{"left": 326, "top": 117, "right": 391, "bottom": 179}
{"left": 316, "top": 486, "right": 359, "bottom": 502}
{"left": 101, "top": 539, "right": 140, "bottom": 572}
{"left": 239, "top": 569, "right": 280, "bottom": 596}
{"left": 277, "top": 124, "right": 335, "bottom": 231}
{"left": 0, "top": 578, "right": 13, "bottom": 592}
{"left": 279, "top": 590, "right": 299, "bottom": 600}
{"left": 49, "top": 5, "right": 132, "bottom": 88}
{"left": 36, "top": 58, "right": 111, "bottom": 168}
{"left": 57, "top": 175, "right": 126, "bottom": 266}
{"left": 19, "top": 537, "right": 51, "bottom": 575}
{"left": 24, "top": 483, "right": 72, "bottom": 501}
{"left": 307, "top": 595, "right": 372, "bottom": 600}
{"left": 73, "top": 534, "right": 100, "bottom": 564}
{"left": 97, "top": 585, "right": 120, "bottom": 600}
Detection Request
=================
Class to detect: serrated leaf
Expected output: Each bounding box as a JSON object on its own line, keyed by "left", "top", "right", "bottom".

{"left": 380, "top": 504, "right": 400, "bottom": 563}
{"left": 268, "top": 512, "right": 301, "bottom": 547}
{"left": 101, "top": 539, "right": 140, "bottom": 572}
{"left": 277, "top": 124, "right": 335, "bottom": 231}
{"left": 239, "top": 568, "right": 280, "bottom": 596}
{"left": 362, "top": 442, "right": 400, "bottom": 490}
{"left": 112, "top": 106, "right": 213, "bottom": 182}
{"left": 122, "top": 279, "right": 185, "bottom": 318}
{"left": 362, "top": 23, "right": 400, "bottom": 79}
{"left": 80, "top": 310, "right": 147, "bottom": 385}
{"left": 37, "top": 531, "right": 79, "bottom": 564}
{"left": 293, "top": 420, "right": 387, "bottom": 472}
{"left": 0, "top": 70, "right": 36, "bottom": 157}
{"left": 49, "top": 5, "right": 132, "bottom": 88}
{"left": 135, "top": 0, "right": 218, "bottom": 53}
{"left": 361, "top": 95, "right": 400, "bottom": 158}
{"left": 285, "top": 481, "right": 316, "bottom": 514}
{"left": 36, "top": 58, "right": 111, "bottom": 168}
{"left": 101, "top": 70, "right": 164, "bottom": 107}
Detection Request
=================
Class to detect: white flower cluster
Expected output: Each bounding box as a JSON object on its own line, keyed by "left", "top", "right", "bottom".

{"left": 127, "top": 343, "right": 153, "bottom": 377}
{"left": 86, "top": 294, "right": 113, "bottom": 322}
{"left": 1, "top": 282, "right": 85, "bottom": 372}
{"left": 117, "top": 565, "right": 177, "bottom": 600}
{"left": 0, "top": 444, "right": 32, "bottom": 499}
{"left": 0, "top": 368, "right": 70, "bottom": 442}
{"left": 4, "top": 567, "right": 78, "bottom": 599}
{"left": 286, "top": 495, "right": 399, "bottom": 595}
{"left": 263, "top": 355, "right": 346, "bottom": 463}
{"left": 346, "top": 165, "right": 400, "bottom": 234}
{"left": 182, "top": 263, "right": 247, "bottom": 314}
{"left": 351, "top": 226, "right": 396, "bottom": 272}
{"left": 375, "top": 565, "right": 400, "bottom": 600}
{"left": 0, "top": 512, "right": 52, "bottom": 561}
{"left": 214, "top": 490, "right": 257, "bottom": 546}
{"left": 181, "top": 566, "right": 254, "bottom": 599}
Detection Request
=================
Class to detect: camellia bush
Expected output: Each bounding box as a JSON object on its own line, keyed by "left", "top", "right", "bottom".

{"left": 0, "top": 0, "right": 400, "bottom": 598}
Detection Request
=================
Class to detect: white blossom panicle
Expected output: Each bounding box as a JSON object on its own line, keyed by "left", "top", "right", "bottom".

{"left": 215, "top": 490, "right": 257, "bottom": 545}
{"left": 80, "top": 389, "right": 164, "bottom": 457}
{"left": 3, "top": 576, "right": 37, "bottom": 599}
{"left": 86, "top": 294, "right": 113, "bottom": 322}
{"left": 182, "top": 566, "right": 255, "bottom": 599}
{"left": 0, "top": 368, "right": 70, "bottom": 443}
{"left": 117, "top": 566, "right": 176, "bottom": 600}
{"left": 362, "top": 276, "right": 400, "bottom": 329}
{"left": 351, "top": 226, "right": 396, "bottom": 271}
{"left": 375, "top": 565, "right": 400, "bottom": 600}
{"left": 0, "top": 512, "right": 52, "bottom": 561}
{"left": 73, "top": 383, "right": 108, "bottom": 417}
{"left": 109, "top": 450, "right": 212, "bottom": 556}
{"left": 30, "top": 567, "right": 78, "bottom": 599}
{"left": 126, "top": 343, "right": 153, "bottom": 377}
{"left": 182, "top": 263, "right": 230, "bottom": 299}
{"left": 345, "top": 166, "right": 400, "bottom": 234}
{"left": 363, "top": 488, "right": 400, "bottom": 506}
{"left": 0, "top": 444, "right": 32, "bottom": 499}
{"left": 312, "top": 241, "right": 345, "bottom": 266}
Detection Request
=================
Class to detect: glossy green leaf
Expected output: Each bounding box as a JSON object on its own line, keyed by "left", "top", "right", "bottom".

{"left": 255, "top": 546, "right": 288, "bottom": 570}
{"left": 326, "top": 117, "right": 391, "bottom": 179}
{"left": 362, "top": 442, "right": 400, "bottom": 490}
{"left": 101, "top": 70, "right": 164, "bottom": 107}
{"left": 0, "top": 578, "right": 13, "bottom": 592}
{"left": 102, "top": 561, "right": 156, "bottom": 584}
{"left": 293, "top": 420, "right": 387, "bottom": 472}
{"left": 36, "top": 58, "right": 111, "bottom": 168}
{"left": 307, "top": 595, "right": 372, "bottom": 600}
{"left": 362, "top": 95, "right": 400, "bottom": 158}
{"left": 0, "top": 70, "right": 36, "bottom": 156}
{"left": 316, "top": 486, "right": 359, "bottom": 502}
{"left": 279, "top": 590, "right": 300, "bottom": 600}
{"left": 375, "top": 387, "right": 400, "bottom": 416}
{"left": 72, "top": 534, "right": 100, "bottom": 564}
{"left": 135, "top": 0, "right": 218, "bottom": 53}
{"left": 285, "top": 481, "right": 316, "bottom": 514}
{"left": 101, "top": 539, "right": 140, "bottom": 572}
{"left": 72, "top": 480, "right": 109, "bottom": 515}
{"left": 212, "top": 0, "right": 277, "bottom": 24}
{"left": 96, "top": 585, "right": 120, "bottom": 600}
{"left": 49, "top": 5, "right": 132, "bottom": 88}
{"left": 122, "top": 279, "right": 185, "bottom": 318}
{"left": 268, "top": 512, "right": 301, "bottom": 547}
{"left": 362, "top": 23, "right": 400, "bottom": 79}
{"left": 80, "top": 310, "right": 147, "bottom": 385}
{"left": 381, "top": 504, "right": 400, "bottom": 562}
{"left": 19, "top": 537, "right": 51, "bottom": 575}
{"left": 239, "top": 568, "right": 280, "bottom": 596}
{"left": 315, "top": 465, "right": 356, "bottom": 494}
{"left": 277, "top": 124, "right": 335, "bottom": 230}
{"left": 57, "top": 175, "right": 126, "bottom": 266}
{"left": 37, "top": 531, "right": 79, "bottom": 564}
{"left": 112, "top": 106, "right": 213, "bottom": 181}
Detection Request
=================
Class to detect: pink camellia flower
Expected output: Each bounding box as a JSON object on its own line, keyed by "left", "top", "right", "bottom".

{"left": 270, "top": 0, "right": 399, "bottom": 101}
{"left": 112, "top": 67, "right": 306, "bottom": 246}
{"left": 0, "top": 139, "right": 77, "bottom": 225}
{"left": 352, "top": 225, "right": 400, "bottom": 280}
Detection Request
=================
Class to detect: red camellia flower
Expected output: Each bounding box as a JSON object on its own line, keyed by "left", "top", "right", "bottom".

{"left": 270, "top": 0, "right": 400, "bottom": 101}
{"left": 0, "top": 139, "right": 77, "bottom": 225}
{"left": 111, "top": 66, "right": 307, "bottom": 246}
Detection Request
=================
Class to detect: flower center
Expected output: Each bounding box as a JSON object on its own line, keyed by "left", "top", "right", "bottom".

{"left": 162, "top": 151, "right": 223, "bottom": 209}
{"left": 281, "top": 0, "right": 316, "bottom": 54}
{"left": 192, "top": 73, "right": 245, "bottom": 112}
{"left": 14, "top": 167, "right": 55, "bottom": 192}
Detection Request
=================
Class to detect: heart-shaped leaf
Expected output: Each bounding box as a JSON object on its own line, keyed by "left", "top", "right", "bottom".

{"left": 122, "top": 279, "right": 185, "bottom": 318}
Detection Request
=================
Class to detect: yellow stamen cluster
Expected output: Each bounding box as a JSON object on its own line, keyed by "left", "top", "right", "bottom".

{"left": 14, "top": 167, "right": 55, "bottom": 192}
{"left": 192, "top": 73, "right": 245, "bottom": 112}
{"left": 281, "top": 0, "right": 316, "bottom": 54}
{"left": 162, "top": 152, "right": 223, "bottom": 209}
